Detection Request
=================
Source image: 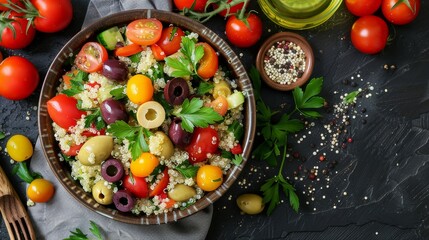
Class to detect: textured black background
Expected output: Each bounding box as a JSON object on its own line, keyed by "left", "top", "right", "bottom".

{"left": 0, "top": 0, "right": 428, "bottom": 239}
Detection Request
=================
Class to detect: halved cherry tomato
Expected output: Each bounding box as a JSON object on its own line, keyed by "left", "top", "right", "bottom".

{"left": 149, "top": 168, "right": 169, "bottom": 197}
{"left": 114, "top": 43, "right": 143, "bottom": 57}
{"left": 130, "top": 152, "right": 160, "bottom": 177}
{"left": 126, "top": 19, "right": 163, "bottom": 46}
{"left": 210, "top": 95, "right": 228, "bottom": 116}
{"left": 47, "top": 94, "right": 87, "bottom": 130}
{"left": 196, "top": 42, "right": 218, "bottom": 79}
{"left": 75, "top": 42, "right": 108, "bottom": 73}
{"left": 123, "top": 174, "right": 149, "bottom": 198}
{"left": 62, "top": 143, "right": 83, "bottom": 157}
{"left": 187, "top": 127, "right": 219, "bottom": 163}
{"left": 156, "top": 26, "right": 185, "bottom": 56}
{"left": 151, "top": 44, "right": 166, "bottom": 61}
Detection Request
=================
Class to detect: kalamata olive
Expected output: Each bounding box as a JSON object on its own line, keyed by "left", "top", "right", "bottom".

{"left": 77, "top": 136, "right": 114, "bottom": 166}
{"left": 236, "top": 193, "right": 265, "bottom": 215}
{"left": 164, "top": 77, "right": 190, "bottom": 105}
{"left": 167, "top": 184, "right": 196, "bottom": 202}
{"left": 92, "top": 180, "right": 113, "bottom": 205}
{"left": 168, "top": 118, "right": 192, "bottom": 148}
{"left": 113, "top": 190, "right": 135, "bottom": 212}
{"left": 101, "top": 158, "right": 124, "bottom": 182}
{"left": 100, "top": 98, "right": 128, "bottom": 124}
{"left": 102, "top": 59, "right": 129, "bottom": 81}
{"left": 136, "top": 101, "right": 166, "bottom": 129}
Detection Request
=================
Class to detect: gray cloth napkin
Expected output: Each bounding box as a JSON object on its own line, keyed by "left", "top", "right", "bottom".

{"left": 28, "top": 1, "right": 213, "bottom": 239}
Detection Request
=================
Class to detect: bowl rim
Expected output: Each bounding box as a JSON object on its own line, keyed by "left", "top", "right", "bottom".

{"left": 256, "top": 31, "right": 314, "bottom": 91}
{"left": 38, "top": 9, "right": 256, "bottom": 225}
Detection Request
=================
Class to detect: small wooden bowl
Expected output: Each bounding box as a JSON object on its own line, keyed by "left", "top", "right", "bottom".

{"left": 256, "top": 32, "right": 314, "bottom": 91}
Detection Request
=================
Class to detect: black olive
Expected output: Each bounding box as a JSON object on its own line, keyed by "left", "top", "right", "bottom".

{"left": 164, "top": 78, "right": 190, "bottom": 105}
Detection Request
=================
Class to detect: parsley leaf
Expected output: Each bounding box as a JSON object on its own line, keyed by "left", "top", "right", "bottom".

{"left": 12, "top": 162, "right": 42, "bottom": 184}
{"left": 0, "top": 131, "right": 5, "bottom": 140}
{"left": 64, "top": 221, "right": 104, "bottom": 240}
{"left": 164, "top": 36, "right": 205, "bottom": 78}
{"left": 221, "top": 150, "right": 243, "bottom": 166}
{"left": 228, "top": 120, "right": 244, "bottom": 141}
{"left": 84, "top": 109, "right": 106, "bottom": 130}
{"left": 173, "top": 98, "right": 223, "bottom": 133}
{"left": 110, "top": 87, "right": 127, "bottom": 100}
{"left": 344, "top": 90, "right": 361, "bottom": 104}
{"left": 61, "top": 70, "right": 89, "bottom": 96}
{"left": 89, "top": 221, "right": 103, "bottom": 240}
{"left": 293, "top": 77, "right": 324, "bottom": 118}
{"left": 197, "top": 81, "right": 214, "bottom": 95}
{"left": 107, "top": 121, "right": 150, "bottom": 160}
{"left": 175, "top": 160, "right": 199, "bottom": 178}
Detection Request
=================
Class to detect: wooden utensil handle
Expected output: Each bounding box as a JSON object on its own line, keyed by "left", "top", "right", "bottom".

{"left": 0, "top": 164, "right": 17, "bottom": 197}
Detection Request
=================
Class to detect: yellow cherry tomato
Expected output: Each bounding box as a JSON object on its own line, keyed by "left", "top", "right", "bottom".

{"left": 126, "top": 74, "right": 154, "bottom": 104}
{"left": 130, "top": 152, "right": 159, "bottom": 177}
{"left": 196, "top": 165, "right": 223, "bottom": 191}
{"left": 27, "top": 179, "right": 55, "bottom": 203}
{"left": 6, "top": 134, "right": 33, "bottom": 162}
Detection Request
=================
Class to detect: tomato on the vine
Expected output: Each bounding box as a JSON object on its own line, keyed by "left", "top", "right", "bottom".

{"left": 351, "top": 15, "right": 389, "bottom": 54}
{"left": 213, "top": 0, "right": 245, "bottom": 17}
{"left": 123, "top": 174, "right": 149, "bottom": 198}
{"left": 0, "top": 0, "right": 20, "bottom": 11}
{"left": 0, "top": 11, "right": 36, "bottom": 49}
{"left": 174, "top": 0, "right": 208, "bottom": 12}
{"left": 187, "top": 127, "right": 219, "bottom": 163}
{"left": 126, "top": 19, "right": 163, "bottom": 46}
{"left": 197, "top": 42, "right": 218, "bottom": 79}
{"left": 382, "top": 0, "right": 420, "bottom": 25}
{"left": 225, "top": 13, "right": 263, "bottom": 48}
{"left": 345, "top": 0, "right": 382, "bottom": 16}
{"left": 47, "top": 94, "right": 87, "bottom": 130}
{"left": 156, "top": 26, "right": 185, "bottom": 56}
{"left": 27, "top": 179, "right": 55, "bottom": 203}
{"left": 75, "top": 42, "right": 108, "bottom": 73}
{"left": 0, "top": 56, "right": 39, "bottom": 100}
{"left": 29, "top": 0, "right": 73, "bottom": 33}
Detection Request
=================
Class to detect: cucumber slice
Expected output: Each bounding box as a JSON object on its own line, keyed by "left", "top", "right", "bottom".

{"left": 97, "top": 26, "right": 124, "bottom": 50}
{"left": 227, "top": 91, "right": 245, "bottom": 109}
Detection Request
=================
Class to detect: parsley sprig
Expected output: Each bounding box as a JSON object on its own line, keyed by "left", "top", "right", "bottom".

{"left": 164, "top": 36, "right": 204, "bottom": 78}
{"left": 172, "top": 98, "right": 223, "bottom": 133}
{"left": 62, "top": 70, "right": 89, "bottom": 96}
{"left": 250, "top": 66, "right": 325, "bottom": 215}
{"left": 64, "top": 220, "right": 103, "bottom": 240}
{"left": 175, "top": 160, "right": 199, "bottom": 178}
{"left": 0, "top": 131, "right": 5, "bottom": 140}
{"left": 107, "top": 121, "right": 151, "bottom": 160}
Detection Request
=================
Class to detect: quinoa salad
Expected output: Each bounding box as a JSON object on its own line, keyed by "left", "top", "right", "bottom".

{"left": 47, "top": 18, "right": 245, "bottom": 216}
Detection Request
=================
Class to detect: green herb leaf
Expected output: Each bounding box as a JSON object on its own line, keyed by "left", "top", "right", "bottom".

{"left": 175, "top": 160, "right": 199, "bottom": 178}
{"left": 137, "top": 128, "right": 149, "bottom": 153}
{"left": 153, "top": 92, "right": 173, "bottom": 116}
{"left": 173, "top": 98, "right": 223, "bottom": 133}
{"left": 228, "top": 121, "right": 244, "bottom": 141}
{"left": 107, "top": 120, "right": 139, "bottom": 139}
{"left": 129, "top": 52, "right": 141, "bottom": 63}
{"left": 64, "top": 221, "right": 104, "bottom": 240}
{"left": 84, "top": 109, "right": 106, "bottom": 130}
{"left": 164, "top": 55, "right": 193, "bottom": 77}
{"left": 110, "top": 87, "right": 126, "bottom": 100}
{"left": 89, "top": 221, "right": 103, "bottom": 240}
{"left": 61, "top": 153, "right": 75, "bottom": 162}
{"left": 197, "top": 81, "right": 214, "bottom": 95}
{"left": 12, "top": 162, "right": 41, "bottom": 184}
{"left": 108, "top": 121, "right": 149, "bottom": 160}
{"left": 249, "top": 66, "right": 261, "bottom": 98}
{"left": 0, "top": 131, "right": 5, "bottom": 140}
{"left": 302, "top": 77, "right": 323, "bottom": 104}
{"left": 344, "top": 90, "right": 360, "bottom": 104}
{"left": 61, "top": 71, "right": 89, "bottom": 96}
{"left": 232, "top": 154, "right": 243, "bottom": 166}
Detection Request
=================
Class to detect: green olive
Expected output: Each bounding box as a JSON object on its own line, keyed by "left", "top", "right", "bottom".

{"left": 136, "top": 101, "right": 166, "bottom": 129}
{"left": 78, "top": 136, "right": 114, "bottom": 166}
{"left": 213, "top": 80, "right": 231, "bottom": 99}
{"left": 167, "top": 184, "right": 196, "bottom": 202}
{"left": 92, "top": 180, "right": 113, "bottom": 205}
{"left": 150, "top": 131, "right": 174, "bottom": 159}
{"left": 236, "top": 193, "right": 265, "bottom": 215}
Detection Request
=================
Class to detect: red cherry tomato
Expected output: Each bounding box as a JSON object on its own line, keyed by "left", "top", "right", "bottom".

{"left": 213, "top": 0, "right": 245, "bottom": 17}
{"left": 156, "top": 26, "right": 185, "bottom": 56}
{"left": 149, "top": 168, "right": 169, "bottom": 197}
{"left": 75, "top": 42, "right": 108, "bottom": 73}
{"left": 62, "top": 143, "right": 83, "bottom": 157}
{"left": 0, "top": 0, "right": 20, "bottom": 11}
{"left": 123, "top": 174, "right": 149, "bottom": 198}
{"left": 114, "top": 43, "right": 143, "bottom": 57}
{"left": 126, "top": 19, "right": 163, "bottom": 46}
{"left": 345, "top": 0, "right": 382, "bottom": 16}
{"left": 151, "top": 44, "right": 166, "bottom": 61}
{"left": 0, "top": 56, "right": 39, "bottom": 100}
{"left": 351, "top": 15, "right": 389, "bottom": 54}
{"left": 47, "top": 94, "right": 87, "bottom": 130}
{"left": 0, "top": 12, "right": 36, "bottom": 49}
{"left": 225, "top": 13, "right": 263, "bottom": 48}
{"left": 174, "top": 0, "right": 208, "bottom": 12}
{"left": 187, "top": 127, "right": 219, "bottom": 163}
{"left": 196, "top": 42, "right": 218, "bottom": 79}
{"left": 230, "top": 143, "right": 243, "bottom": 155}
{"left": 382, "top": 0, "right": 420, "bottom": 25}
{"left": 30, "top": 0, "right": 73, "bottom": 33}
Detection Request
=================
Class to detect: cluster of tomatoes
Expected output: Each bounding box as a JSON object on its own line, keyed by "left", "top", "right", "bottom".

{"left": 346, "top": 0, "right": 420, "bottom": 54}
{"left": 174, "top": 0, "right": 263, "bottom": 48}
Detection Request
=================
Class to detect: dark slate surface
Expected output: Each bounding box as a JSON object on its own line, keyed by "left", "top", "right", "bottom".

{"left": 0, "top": 1, "right": 428, "bottom": 239}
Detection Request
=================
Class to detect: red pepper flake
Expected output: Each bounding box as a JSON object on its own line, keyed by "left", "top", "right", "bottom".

{"left": 319, "top": 155, "right": 326, "bottom": 162}
{"left": 347, "top": 137, "right": 353, "bottom": 143}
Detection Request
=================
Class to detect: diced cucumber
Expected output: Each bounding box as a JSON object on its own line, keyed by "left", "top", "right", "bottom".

{"left": 129, "top": 52, "right": 142, "bottom": 63}
{"left": 97, "top": 26, "right": 124, "bottom": 50}
{"left": 227, "top": 91, "right": 245, "bottom": 109}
